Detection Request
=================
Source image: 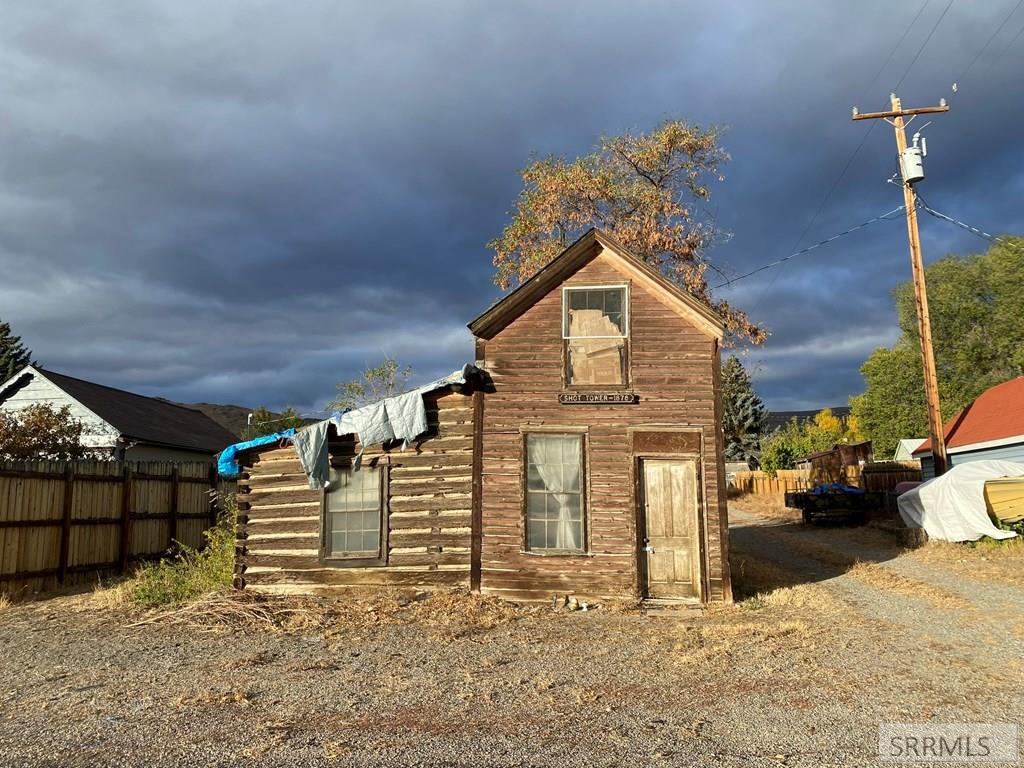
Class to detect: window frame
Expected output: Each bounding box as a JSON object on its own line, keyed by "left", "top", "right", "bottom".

{"left": 520, "top": 429, "right": 589, "bottom": 556}
{"left": 320, "top": 462, "right": 388, "bottom": 567}
{"left": 561, "top": 283, "right": 631, "bottom": 390}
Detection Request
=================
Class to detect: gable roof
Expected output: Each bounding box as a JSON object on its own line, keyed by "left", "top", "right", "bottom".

{"left": 894, "top": 438, "right": 927, "bottom": 459}
{"left": 915, "top": 376, "right": 1024, "bottom": 456}
{"left": 1, "top": 366, "right": 238, "bottom": 454}
{"left": 468, "top": 228, "right": 726, "bottom": 341}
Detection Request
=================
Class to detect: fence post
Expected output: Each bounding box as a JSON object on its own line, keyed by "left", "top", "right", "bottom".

{"left": 119, "top": 464, "right": 134, "bottom": 573}
{"left": 208, "top": 464, "right": 219, "bottom": 533}
{"left": 168, "top": 466, "right": 180, "bottom": 550}
{"left": 57, "top": 464, "right": 75, "bottom": 584}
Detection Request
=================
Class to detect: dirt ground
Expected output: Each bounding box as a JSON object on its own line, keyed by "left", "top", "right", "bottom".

{"left": 1, "top": 501, "right": 1022, "bottom": 768}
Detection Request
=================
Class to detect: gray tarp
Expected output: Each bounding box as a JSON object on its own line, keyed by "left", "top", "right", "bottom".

{"left": 295, "top": 364, "right": 478, "bottom": 482}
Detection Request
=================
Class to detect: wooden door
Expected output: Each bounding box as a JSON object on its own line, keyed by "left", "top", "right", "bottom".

{"left": 640, "top": 459, "right": 701, "bottom": 600}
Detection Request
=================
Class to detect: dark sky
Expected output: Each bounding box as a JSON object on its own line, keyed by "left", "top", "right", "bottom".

{"left": 2, "top": 1, "right": 1022, "bottom": 414}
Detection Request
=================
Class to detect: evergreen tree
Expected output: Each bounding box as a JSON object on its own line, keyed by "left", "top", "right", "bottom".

{"left": 0, "top": 320, "right": 33, "bottom": 381}
{"left": 721, "top": 356, "right": 766, "bottom": 467}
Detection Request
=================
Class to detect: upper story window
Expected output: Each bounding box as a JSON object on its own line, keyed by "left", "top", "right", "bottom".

{"left": 562, "top": 285, "right": 629, "bottom": 387}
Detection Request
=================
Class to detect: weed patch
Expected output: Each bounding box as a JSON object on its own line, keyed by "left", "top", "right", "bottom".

{"left": 115, "top": 495, "right": 237, "bottom": 608}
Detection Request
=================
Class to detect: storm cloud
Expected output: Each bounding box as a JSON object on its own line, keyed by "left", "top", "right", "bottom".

{"left": 1, "top": 1, "right": 1022, "bottom": 413}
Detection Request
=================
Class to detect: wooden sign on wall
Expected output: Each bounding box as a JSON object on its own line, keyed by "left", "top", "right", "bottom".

{"left": 558, "top": 392, "right": 638, "bottom": 405}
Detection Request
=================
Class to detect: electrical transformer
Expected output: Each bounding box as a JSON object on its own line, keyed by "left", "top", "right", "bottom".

{"left": 901, "top": 132, "right": 927, "bottom": 185}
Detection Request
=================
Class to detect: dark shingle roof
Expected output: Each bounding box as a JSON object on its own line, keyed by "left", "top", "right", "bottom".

{"left": 38, "top": 369, "right": 238, "bottom": 454}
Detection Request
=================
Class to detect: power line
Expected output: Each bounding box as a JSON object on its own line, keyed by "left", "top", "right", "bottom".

{"left": 860, "top": 0, "right": 932, "bottom": 104}
{"left": 712, "top": 204, "right": 906, "bottom": 290}
{"left": 1002, "top": 16, "right": 1024, "bottom": 52}
{"left": 893, "top": 0, "right": 957, "bottom": 92}
{"left": 956, "top": 0, "right": 1024, "bottom": 83}
{"left": 916, "top": 196, "right": 1024, "bottom": 252}
{"left": 767, "top": 1, "right": 934, "bottom": 290}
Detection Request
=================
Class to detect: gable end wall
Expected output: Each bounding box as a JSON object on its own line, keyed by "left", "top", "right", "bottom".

{"left": 477, "top": 247, "right": 728, "bottom": 602}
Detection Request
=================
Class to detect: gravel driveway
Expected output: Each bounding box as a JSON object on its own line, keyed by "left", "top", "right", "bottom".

{"left": 0, "top": 502, "right": 1021, "bottom": 768}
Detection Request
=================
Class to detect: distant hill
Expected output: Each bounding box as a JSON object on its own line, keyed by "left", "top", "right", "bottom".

{"left": 175, "top": 402, "right": 254, "bottom": 439}
{"left": 173, "top": 402, "right": 319, "bottom": 440}
{"left": 765, "top": 406, "right": 851, "bottom": 433}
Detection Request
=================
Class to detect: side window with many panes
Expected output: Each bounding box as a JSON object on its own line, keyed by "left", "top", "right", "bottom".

{"left": 323, "top": 466, "right": 385, "bottom": 564}
{"left": 524, "top": 433, "right": 585, "bottom": 553}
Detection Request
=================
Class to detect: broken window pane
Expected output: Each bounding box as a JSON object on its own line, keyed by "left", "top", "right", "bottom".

{"left": 568, "top": 338, "right": 626, "bottom": 386}
{"left": 564, "top": 287, "right": 627, "bottom": 386}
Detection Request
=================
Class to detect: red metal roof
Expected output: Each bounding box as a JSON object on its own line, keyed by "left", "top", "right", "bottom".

{"left": 915, "top": 376, "right": 1024, "bottom": 455}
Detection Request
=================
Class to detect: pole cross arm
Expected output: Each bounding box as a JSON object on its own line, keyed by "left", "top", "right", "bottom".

{"left": 852, "top": 104, "right": 949, "bottom": 121}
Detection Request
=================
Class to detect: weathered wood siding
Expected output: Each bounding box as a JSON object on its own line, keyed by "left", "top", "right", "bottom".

{"left": 236, "top": 389, "right": 476, "bottom": 596}
{"left": 476, "top": 246, "right": 730, "bottom": 602}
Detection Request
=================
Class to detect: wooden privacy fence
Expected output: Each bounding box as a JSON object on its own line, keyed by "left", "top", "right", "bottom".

{"left": 859, "top": 461, "right": 922, "bottom": 491}
{"left": 730, "top": 469, "right": 812, "bottom": 495}
{"left": 0, "top": 459, "right": 234, "bottom": 596}
{"left": 730, "top": 461, "right": 922, "bottom": 496}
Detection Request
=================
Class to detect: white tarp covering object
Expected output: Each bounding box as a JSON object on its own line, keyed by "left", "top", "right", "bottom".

{"left": 897, "top": 460, "right": 1024, "bottom": 541}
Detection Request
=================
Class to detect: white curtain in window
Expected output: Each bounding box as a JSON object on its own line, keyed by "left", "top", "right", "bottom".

{"left": 527, "top": 435, "right": 582, "bottom": 550}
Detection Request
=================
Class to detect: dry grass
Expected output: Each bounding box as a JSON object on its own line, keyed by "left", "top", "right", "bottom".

{"left": 671, "top": 617, "right": 817, "bottom": 667}
{"left": 729, "top": 493, "right": 802, "bottom": 522}
{"left": 776, "top": 534, "right": 971, "bottom": 609}
{"left": 732, "top": 553, "right": 847, "bottom": 614}
{"left": 116, "top": 587, "right": 525, "bottom": 639}
{"left": 90, "top": 578, "right": 131, "bottom": 610}
{"left": 910, "top": 537, "right": 1024, "bottom": 586}
{"left": 0, "top": 593, "right": 10, "bottom": 612}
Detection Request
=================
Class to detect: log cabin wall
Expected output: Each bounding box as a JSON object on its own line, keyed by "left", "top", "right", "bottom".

{"left": 236, "top": 389, "right": 476, "bottom": 596}
{"left": 475, "top": 245, "right": 730, "bottom": 603}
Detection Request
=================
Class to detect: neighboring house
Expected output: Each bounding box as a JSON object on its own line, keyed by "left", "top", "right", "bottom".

{"left": 894, "top": 438, "right": 926, "bottom": 461}
{"left": 0, "top": 365, "right": 239, "bottom": 463}
{"left": 234, "top": 228, "right": 731, "bottom": 604}
{"left": 914, "top": 376, "right": 1024, "bottom": 479}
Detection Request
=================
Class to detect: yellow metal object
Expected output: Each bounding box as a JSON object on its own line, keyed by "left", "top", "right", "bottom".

{"left": 984, "top": 478, "right": 1024, "bottom": 525}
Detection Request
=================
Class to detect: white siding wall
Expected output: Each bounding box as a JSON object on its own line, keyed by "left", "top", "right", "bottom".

{"left": 920, "top": 441, "right": 1024, "bottom": 479}
{"left": 0, "top": 371, "right": 120, "bottom": 451}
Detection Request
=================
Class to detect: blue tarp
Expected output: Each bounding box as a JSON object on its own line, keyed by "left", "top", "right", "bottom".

{"left": 217, "top": 429, "right": 296, "bottom": 478}
{"left": 810, "top": 483, "right": 864, "bottom": 495}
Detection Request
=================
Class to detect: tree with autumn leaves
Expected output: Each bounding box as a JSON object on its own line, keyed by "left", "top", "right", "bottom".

{"left": 488, "top": 119, "right": 765, "bottom": 344}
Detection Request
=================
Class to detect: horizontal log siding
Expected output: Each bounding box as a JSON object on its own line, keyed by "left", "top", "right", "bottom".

{"left": 237, "top": 389, "right": 474, "bottom": 596}
{"left": 478, "top": 248, "right": 728, "bottom": 602}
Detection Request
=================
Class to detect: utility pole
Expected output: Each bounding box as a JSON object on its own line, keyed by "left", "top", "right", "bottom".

{"left": 852, "top": 93, "right": 950, "bottom": 475}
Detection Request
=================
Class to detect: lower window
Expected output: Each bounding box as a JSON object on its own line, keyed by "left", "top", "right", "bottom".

{"left": 525, "top": 433, "right": 585, "bottom": 552}
{"left": 324, "top": 466, "right": 384, "bottom": 563}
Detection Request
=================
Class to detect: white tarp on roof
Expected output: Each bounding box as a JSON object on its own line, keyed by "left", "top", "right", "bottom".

{"left": 897, "top": 460, "right": 1023, "bottom": 541}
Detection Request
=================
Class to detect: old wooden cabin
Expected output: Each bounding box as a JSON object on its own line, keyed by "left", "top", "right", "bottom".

{"left": 234, "top": 228, "right": 731, "bottom": 603}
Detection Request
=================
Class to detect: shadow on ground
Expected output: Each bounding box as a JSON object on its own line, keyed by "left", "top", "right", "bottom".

{"left": 728, "top": 506, "right": 909, "bottom": 598}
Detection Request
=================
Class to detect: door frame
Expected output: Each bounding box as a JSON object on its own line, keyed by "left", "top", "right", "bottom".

{"left": 631, "top": 428, "right": 708, "bottom": 602}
